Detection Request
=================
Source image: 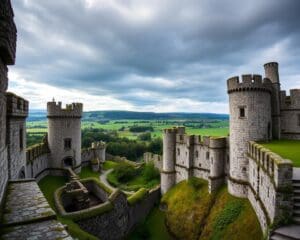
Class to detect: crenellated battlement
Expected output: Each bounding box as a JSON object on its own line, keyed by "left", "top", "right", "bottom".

{"left": 91, "top": 141, "right": 106, "bottom": 149}
{"left": 280, "top": 89, "right": 300, "bottom": 109}
{"left": 209, "top": 137, "right": 227, "bottom": 149}
{"left": 227, "top": 74, "right": 272, "bottom": 94}
{"left": 6, "top": 92, "right": 28, "bottom": 118}
{"left": 247, "top": 141, "right": 292, "bottom": 188}
{"left": 47, "top": 101, "right": 83, "bottom": 118}
{"left": 26, "top": 143, "right": 49, "bottom": 164}
{"left": 264, "top": 62, "right": 278, "bottom": 68}
{"left": 163, "top": 126, "right": 185, "bottom": 135}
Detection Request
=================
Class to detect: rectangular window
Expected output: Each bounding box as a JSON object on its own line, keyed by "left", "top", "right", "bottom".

{"left": 206, "top": 152, "right": 209, "bottom": 160}
{"left": 64, "top": 138, "right": 72, "bottom": 150}
{"left": 239, "top": 107, "right": 245, "bottom": 118}
{"left": 298, "top": 114, "right": 300, "bottom": 126}
{"left": 19, "top": 128, "right": 23, "bottom": 150}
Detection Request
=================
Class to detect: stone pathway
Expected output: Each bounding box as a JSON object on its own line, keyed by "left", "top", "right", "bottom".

{"left": 2, "top": 179, "right": 56, "bottom": 225}
{"left": 100, "top": 169, "right": 134, "bottom": 195}
{"left": 0, "top": 179, "right": 73, "bottom": 240}
{"left": 1, "top": 220, "right": 72, "bottom": 240}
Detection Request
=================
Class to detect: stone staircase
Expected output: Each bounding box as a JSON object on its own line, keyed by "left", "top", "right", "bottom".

{"left": 294, "top": 178, "right": 300, "bottom": 225}
{"left": 270, "top": 168, "right": 300, "bottom": 240}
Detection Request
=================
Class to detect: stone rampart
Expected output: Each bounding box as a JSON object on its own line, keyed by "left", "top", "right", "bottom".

{"left": 143, "top": 152, "right": 162, "bottom": 171}
{"left": 247, "top": 141, "right": 293, "bottom": 232}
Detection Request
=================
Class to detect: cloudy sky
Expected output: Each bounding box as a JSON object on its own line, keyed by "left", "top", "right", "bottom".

{"left": 8, "top": 0, "right": 300, "bottom": 113}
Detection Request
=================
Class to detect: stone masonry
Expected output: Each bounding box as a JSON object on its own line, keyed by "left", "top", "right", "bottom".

{"left": 161, "top": 62, "right": 298, "bottom": 234}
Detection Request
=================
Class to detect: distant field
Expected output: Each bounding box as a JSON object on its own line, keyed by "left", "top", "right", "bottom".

{"left": 27, "top": 119, "right": 229, "bottom": 141}
{"left": 260, "top": 140, "right": 300, "bottom": 167}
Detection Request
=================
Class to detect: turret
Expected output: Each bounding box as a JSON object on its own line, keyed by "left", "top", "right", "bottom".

{"left": 264, "top": 62, "right": 281, "bottom": 139}
{"left": 6, "top": 92, "right": 28, "bottom": 179}
{"left": 227, "top": 74, "right": 272, "bottom": 197}
{"left": 47, "top": 101, "right": 83, "bottom": 173}
{"left": 208, "top": 137, "right": 227, "bottom": 193}
{"left": 161, "top": 127, "right": 181, "bottom": 194}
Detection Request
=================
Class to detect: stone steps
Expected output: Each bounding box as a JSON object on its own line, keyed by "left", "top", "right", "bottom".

{"left": 294, "top": 203, "right": 300, "bottom": 209}
{"left": 293, "top": 210, "right": 300, "bottom": 217}
{"left": 293, "top": 217, "right": 300, "bottom": 224}
{"left": 270, "top": 225, "right": 300, "bottom": 240}
{"left": 271, "top": 233, "right": 297, "bottom": 240}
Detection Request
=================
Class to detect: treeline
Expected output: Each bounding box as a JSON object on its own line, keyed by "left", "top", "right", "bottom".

{"left": 129, "top": 126, "right": 154, "bottom": 132}
{"left": 82, "top": 128, "right": 162, "bottom": 161}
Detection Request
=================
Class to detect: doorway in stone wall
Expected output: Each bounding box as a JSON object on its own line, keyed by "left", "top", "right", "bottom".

{"left": 63, "top": 156, "right": 73, "bottom": 168}
{"left": 18, "top": 167, "right": 25, "bottom": 179}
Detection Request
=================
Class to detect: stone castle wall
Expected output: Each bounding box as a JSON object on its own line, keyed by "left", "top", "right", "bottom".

{"left": 76, "top": 187, "right": 160, "bottom": 240}
{"left": 247, "top": 142, "right": 293, "bottom": 231}
{"left": 161, "top": 127, "right": 228, "bottom": 194}
{"left": 280, "top": 89, "right": 300, "bottom": 139}
{"left": 0, "top": 58, "right": 8, "bottom": 204}
{"left": 0, "top": 0, "right": 17, "bottom": 205}
{"left": 6, "top": 93, "right": 28, "bottom": 179}
{"left": 81, "top": 142, "right": 106, "bottom": 164}
{"left": 143, "top": 152, "right": 162, "bottom": 171}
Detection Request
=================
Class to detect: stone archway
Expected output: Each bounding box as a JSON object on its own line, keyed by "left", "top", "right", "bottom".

{"left": 63, "top": 156, "right": 73, "bottom": 168}
{"left": 18, "top": 167, "right": 25, "bottom": 179}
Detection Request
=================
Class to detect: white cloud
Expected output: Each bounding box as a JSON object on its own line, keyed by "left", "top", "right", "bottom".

{"left": 7, "top": 71, "right": 134, "bottom": 111}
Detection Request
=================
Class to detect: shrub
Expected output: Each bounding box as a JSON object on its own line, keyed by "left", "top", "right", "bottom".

{"left": 138, "top": 132, "right": 152, "bottom": 141}
{"left": 113, "top": 163, "right": 137, "bottom": 182}
{"left": 143, "top": 163, "right": 160, "bottom": 181}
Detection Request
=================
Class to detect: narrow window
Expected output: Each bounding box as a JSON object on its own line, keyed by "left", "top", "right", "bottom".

{"left": 177, "top": 148, "right": 180, "bottom": 156}
{"left": 206, "top": 151, "right": 209, "bottom": 160}
{"left": 180, "top": 135, "right": 183, "bottom": 140}
{"left": 195, "top": 150, "right": 199, "bottom": 158}
{"left": 298, "top": 114, "right": 300, "bottom": 126}
{"left": 64, "top": 138, "right": 72, "bottom": 150}
{"left": 19, "top": 128, "right": 23, "bottom": 150}
{"left": 239, "top": 107, "right": 245, "bottom": 118}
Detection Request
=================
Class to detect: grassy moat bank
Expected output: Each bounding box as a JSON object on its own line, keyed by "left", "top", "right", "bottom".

{"left": 161, "top": 178, "right": 263, "bottom": 240}
{"left": 128, "top": 207, "right": 174, "bottom": 240}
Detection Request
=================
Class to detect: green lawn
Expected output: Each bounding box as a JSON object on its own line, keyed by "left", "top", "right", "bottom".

{"left": 260, "top": 139, "right": 300, "bottom": 167}
{"left": 38, "top": 175, "right": 99, "bottom": 240}
{"left": 128, "top": 207, "right": 173, "bottom": 240}
{"left": 79, "top": 166, "right": 100, "bottom": 179}
{"left": 102, "top": 160, "right": 119, "bottom": 170}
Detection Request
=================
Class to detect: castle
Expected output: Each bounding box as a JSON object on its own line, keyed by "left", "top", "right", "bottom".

{"left": 0, "top": 0, "right": 299, "bottom": 239}
{"left": 160, "top": 63, "right": 300, "bottom": 234}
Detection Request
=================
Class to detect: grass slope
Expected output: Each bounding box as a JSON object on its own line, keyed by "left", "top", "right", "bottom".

{"left": 260, "top": 139, "right": 300, "bottom": 167}
{"left": 128, "top": 207, "right": 173, "bottom": 240}
{"left": 161, "top": 178, "right": 215, "bottom": 240}
{"left": 162, "top": 178, "right": 263, "bottom": 240}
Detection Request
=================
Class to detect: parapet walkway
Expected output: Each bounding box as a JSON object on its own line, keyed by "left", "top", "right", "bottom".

{"left": 0, "top": 179, "right": 72, "bottom": 240}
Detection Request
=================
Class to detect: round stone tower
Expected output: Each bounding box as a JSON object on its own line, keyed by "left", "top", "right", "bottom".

{"left": 47, "top": 101, "right": 83, "bottom": 172}
{"left": 161, "top": 127, "right": 185, "bottom": 194}
{"left": 227, "top": 74, "right": 272, "bottom": 197}
{"left": 264, "top": 62, "right": 281, "bottom": 139}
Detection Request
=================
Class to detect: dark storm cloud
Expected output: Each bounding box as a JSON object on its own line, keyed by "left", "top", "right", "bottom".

{"left": 9, "top": 0, "right": 300, "bottom": 112}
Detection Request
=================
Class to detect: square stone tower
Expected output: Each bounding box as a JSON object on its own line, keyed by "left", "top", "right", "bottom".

{"left": 47, "top": 101, "right": 83, "bottom": 172}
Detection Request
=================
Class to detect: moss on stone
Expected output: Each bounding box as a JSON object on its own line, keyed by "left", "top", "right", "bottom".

{"left": 127, "top": 188, "right": 148, "bottom": 205}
